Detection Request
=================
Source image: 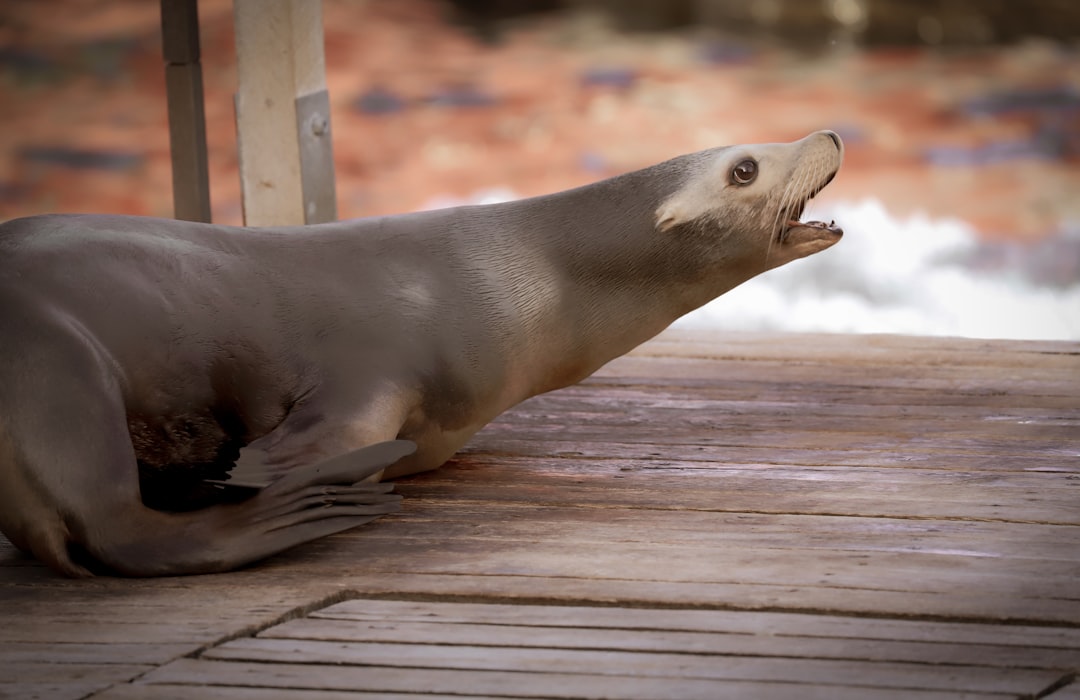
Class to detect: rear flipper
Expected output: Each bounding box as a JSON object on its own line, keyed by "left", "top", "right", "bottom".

{"left": 88, "top": 439, "right": 416, "bottom": 577}
{"left": 1, "top": 312, "right": 417, "bottom": 578}
{"left": 223, "top": 438, "right": 414, "bottom": 533}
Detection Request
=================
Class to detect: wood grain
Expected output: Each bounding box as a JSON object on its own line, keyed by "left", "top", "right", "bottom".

{"left": 1, "top": 329, "right": 1076, "bottom": 699}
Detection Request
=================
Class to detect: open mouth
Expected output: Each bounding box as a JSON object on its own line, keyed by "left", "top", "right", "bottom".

{"left": 778, "top": 170, "right": 843, "bottom": 242}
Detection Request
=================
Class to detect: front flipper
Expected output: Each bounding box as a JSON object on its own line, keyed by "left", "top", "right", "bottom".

{"left": 207, "top": 439, "right": 416, "bottom": 569}
{"left": 215, "top": 439, "right": 417, "bottom": 491}
{"left": 207, "top": 440, "right": 416, "bottom": 565}
{"left": 264, "top": 439, "right": 415, "bottom": 493}
{"left": 225, "top": 395, "right": 414, "bottom": 489}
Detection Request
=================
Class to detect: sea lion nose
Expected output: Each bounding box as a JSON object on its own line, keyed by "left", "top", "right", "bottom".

{"left": 821, "top": 130, "right": 842, "bottom": 150}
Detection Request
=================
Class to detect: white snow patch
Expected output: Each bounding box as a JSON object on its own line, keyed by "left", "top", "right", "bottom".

{"left": 678, "top": 199, "right": 1080, "bottom": 341}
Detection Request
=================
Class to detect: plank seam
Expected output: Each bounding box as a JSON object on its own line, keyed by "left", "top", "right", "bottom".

{"left": 1037, "top": 672, "right": 1079, "bottom": 699}
{"left": 395, "top": 498, "right": 1080, "bottom": 526}
{"left": 93, "top": 589, "right": 370, "bottom": 695}
{"left": 338, "top": 591, "right": 1080, "bottom": 628}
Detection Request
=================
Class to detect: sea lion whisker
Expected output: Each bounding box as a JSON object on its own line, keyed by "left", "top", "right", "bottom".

{"left": 806, "top": 158, "right": 831, "bottom": 221}
{"left": 793, "top": 161, "right": 822, "bottom": 226}
{"left": 764, "top": 179, "right": 792, "bottom": 262}
{"left": 784, "top": 154, "right": 837, "bottom": 238}
{"left": 765, "top": 193, "right": 785, "bottom": 259}
{"left": 780, "top": 165, "right": 811, "bottom": 243}
{"left": 769, "top": 162, "right": 801, "bottom": 249}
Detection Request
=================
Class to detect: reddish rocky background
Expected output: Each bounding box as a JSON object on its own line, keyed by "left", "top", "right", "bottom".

{"left": 1, "top": 0, "right": 1078, "bottom": 241}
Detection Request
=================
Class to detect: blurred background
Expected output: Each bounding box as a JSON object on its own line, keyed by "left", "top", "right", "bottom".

{"left": 1, "top": 0, "right": 1078, "bottom": 338}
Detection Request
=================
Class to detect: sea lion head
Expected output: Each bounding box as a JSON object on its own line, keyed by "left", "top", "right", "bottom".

{"left": 655, "top": 130, "right": 844, "bottom": 273}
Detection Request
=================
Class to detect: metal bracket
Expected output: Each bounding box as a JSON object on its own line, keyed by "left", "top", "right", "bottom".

{"left": 295, "top": 89, "right": 337, "bottom": 224}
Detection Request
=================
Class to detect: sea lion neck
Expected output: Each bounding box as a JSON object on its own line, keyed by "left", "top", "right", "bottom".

{"left": 471, "top": 154, "right": 732, "bottom": 394}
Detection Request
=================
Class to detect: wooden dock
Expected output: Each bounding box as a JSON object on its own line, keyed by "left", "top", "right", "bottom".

{"left": 2, "top": 329, "right": 1078, "bottom": 699}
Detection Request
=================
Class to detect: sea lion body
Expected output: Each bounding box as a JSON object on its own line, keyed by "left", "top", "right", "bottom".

{"left": 0, "top": 131, "right": 843, "bottom": 577}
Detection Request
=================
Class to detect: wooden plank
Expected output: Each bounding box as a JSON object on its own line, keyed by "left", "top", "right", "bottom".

{"left": 374, "top": 503, "right": 1080, "bottom": 566}
{"left": 593, "top": 355, "right": 1079, "bottom": 396}
{"left": 204, "top": 638, "right": 1062, "bottom": 694}
{"left": 0, "top": 620, "right": 232, "bottom": 645}
{"left": 498, "top": 389, "right": 1080, "bottom": 431}
{"left": 0, "top": 662, "right": 152, "bottom": 700}
{"left": 486, "top": 404, "right": 1080, "bottom": 440}
{"left": 0, "top": 662, "right": 153, "bottom": 684}
{"left": 310, "top": 570, "right": 1080, "bottom": 627}
{"left": 257, "top": 615, "right": 1079, "bottom": 670}
{"left": 337, "top": 529, "right": 1080, "bottom": 611}
{"left": 258, "top": 626, "right": 1076, "bottom": 675}
{"left": 233, "top": 0, "right": 303, "bottom": 225}
{"left": 476, "top": 422, "right": 1075, "bottom": 462}
{"left": 6, "top": 683, "right": 124, "bottom": 700}
{"left": 160, "top": 0, "right": 211, "bottom": 222}
{"left": 0, "top": 641, "right": 190, "bottom": 665}
{"left": 501, "top": 383, "right": 1079, "bottom": 417}
{"left": 94, "top": 688, "right": 522, "bottom": 700}
{"left": 460, "top": 437, "right": 1079, "bottom": 472}
{"left": 136, "top": 658, "right": 1010, "bottom": 700}
{"left": 605, "top": 332, "right": 1080, "bottom": 391}
{"left": 316, "top": 598, "right": 1080, "bottom": 649}
{"left": 646, "top": 328, "right": 1080, "bottom": 361}
{"left": 575, "top": 377, "right": 1080, "bottom": 411}
{"left": 477, "top": 417, "right": 1079, "bottom": 451}
{"left": 0, "top": 582, "right": 325, "bottom": 644}
{"left": 466, "top": 428, "right": 1069, "bottom": 463}
{"left": 233, "top": 0, "right": 335, "bottom": 226}
{"left": 472, "top": 417, "right": 1073, "bottom": 460}
{"left": 469, "top": 381, "right": 1079, "bottom": 468}
{"left": 395, "top": 458, "right": 1080, "bottom": 523}
{"left": 0, "top": 641, "right": 182, "bottom": 700}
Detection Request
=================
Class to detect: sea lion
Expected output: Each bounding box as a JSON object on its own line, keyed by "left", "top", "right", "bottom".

{"left": 0, "top": 130, "right": 843, "bottom": 577}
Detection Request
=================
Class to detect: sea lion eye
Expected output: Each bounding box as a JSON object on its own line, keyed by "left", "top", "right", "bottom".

{"left": 731, "top": 159, "right": 757, "bottom": 185}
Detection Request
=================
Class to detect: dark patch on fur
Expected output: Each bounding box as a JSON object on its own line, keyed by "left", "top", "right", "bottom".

{"left": 419, "top": 359, "right": 477, "bottom": 432}
{"left": 130, "top": 403, "right": 253, "bottom": 512}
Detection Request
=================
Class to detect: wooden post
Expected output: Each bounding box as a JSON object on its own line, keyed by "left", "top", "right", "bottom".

{"left": 233, "top": 0, "right": 337, "bottom": 226}
{"left": 160, "top": 0, "right": 212, "bottom": 222}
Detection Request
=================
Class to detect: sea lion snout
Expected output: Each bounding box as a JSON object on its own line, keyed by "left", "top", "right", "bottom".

{"left": 813, "top": 131, "right": 843, "bottom": 188}
{"left": 800, "top": 129, "right": 843, "bottom": 162}
{"left": 820, "top": 129, "right": 843, "bottom": 153}
{"left": 764, "top": 130, "right": 845, "bottom": 259}
{"left": 654, "top": 131, "right": 844, "bottom": 238}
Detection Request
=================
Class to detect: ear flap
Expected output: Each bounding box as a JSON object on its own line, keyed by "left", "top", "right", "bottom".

{"left": 655, "top": 199, "right": 687, "bottom": 233}
{"left": 655, "top": 169, "right": 715, "bottom": 233}
{"left": 655, "top": 209, "right": 677, "bottom": 232}
{"left": 655, "top": 151, "right": 735, "bottom": 232}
